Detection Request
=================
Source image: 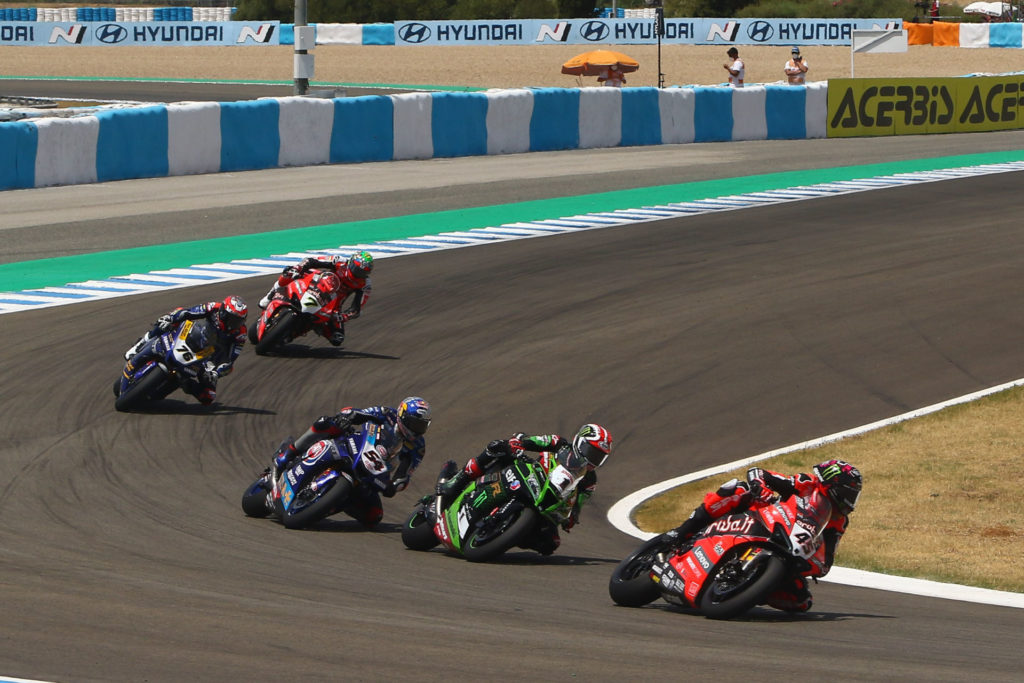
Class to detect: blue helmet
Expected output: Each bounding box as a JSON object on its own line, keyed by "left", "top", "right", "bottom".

{"left": 397, "top": 397, "right": 431, "bottom": 437}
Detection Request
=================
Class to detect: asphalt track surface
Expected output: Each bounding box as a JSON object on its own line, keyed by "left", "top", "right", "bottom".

{"left": 3, "top": 82, "right": 1024, "bottom": 680}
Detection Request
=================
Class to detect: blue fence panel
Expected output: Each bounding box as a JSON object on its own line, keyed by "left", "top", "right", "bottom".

{"left": 529, "top": 88, "right": 580, "bottom": 152}
{"left": 95, "top": 106, "right": 169, "bottom": 182}
{"left": 693, "top": 87, "right": 733, "bottom": 142}
{"left": 279, "top": 23, "right": 295, "bottom": 45}
{"left": 990, "top": 23, "right": 1023, "bottom": 48}
{"left": 620, "top": 87, "right": 662, "bottom": 147}
{"left": 362, "top": 23, "right": 395, "bottom": 45}
{"left": 329, "top": 95, "right": 393, "bottom": 163}
{"left": 0, "top": 121, "right": 38, "bottom": 190}
{"left": 220, "top": 100, "right": 280, "bottom": 172}
{"left": 765, "top": 85, "right": 806, "bottom": 140}
{"left": 431, "top": 92, "right": 488, "bottom": 158}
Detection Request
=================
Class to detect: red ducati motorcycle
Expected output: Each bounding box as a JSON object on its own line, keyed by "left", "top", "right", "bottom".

{"left": 609, "top": 489, "right": 832, "bottom": 619}
{"left": 249, "top": 270, "right": 340, "bottom": 355}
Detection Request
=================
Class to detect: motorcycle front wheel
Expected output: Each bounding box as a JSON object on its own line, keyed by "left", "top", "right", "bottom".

{"left": 254, "top": 309, "right": 296, "bottom": 356}
{"left": 280, "top": 475, "right": 352, "bottom": 529}
{"left": 401, "top": 507, "right": 440, "bottom": 551}
{"left": 608, "top": 534, "right": 671, "bottom": 607}
{"left": 698, "top": 549, "right": 786, "bottom": 620}
{"left": 463, "top": 507, "right": 537, "bottom": 563}
{"left": 114, "top": 366, "right": 169, "bottom": 412}
{"left": 241, "top": 474, "right": 273, "bottom": 518}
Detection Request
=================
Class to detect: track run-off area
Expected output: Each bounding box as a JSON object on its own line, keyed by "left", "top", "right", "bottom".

{"left": 2, "top": 109, "right": 1024, "bottom": 679}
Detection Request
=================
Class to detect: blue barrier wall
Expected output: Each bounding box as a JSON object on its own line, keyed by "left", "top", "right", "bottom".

{"left": 0, "top": 121, "right": 37, "bottom": 189}
{"left": 220, "top": 100, "right": 280, "bottom": 172}
{"left": 96, "top": 106, "right": 168, "bottom": 182}
{"left": 330, "top": 96, "right": 394, "bottom": 163}
{"left": 0, "top": 84, "right": 828, "bottom": 191}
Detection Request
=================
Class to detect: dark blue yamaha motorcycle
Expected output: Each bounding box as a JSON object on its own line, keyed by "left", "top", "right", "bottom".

{"left": 241, "top": 422, "right": 393, "bottom": 529}
{"left": 114, "top": 318, "right": 217, "bottom": 412}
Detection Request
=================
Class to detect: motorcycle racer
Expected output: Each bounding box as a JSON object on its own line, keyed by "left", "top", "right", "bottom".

{"left": 665, "top": 459, "right": 862, "bottom": 612}
{"left": 438, "top": 424, "right": 612, "bottom": 555}
{"left": 273, "top": 397, "right": 430, "bottom": 527}
{"left": 121, "top": 296, "right": 248, "bottom": 405}
{"left": 257, "top": 251, "right": 373, "bottom": 346}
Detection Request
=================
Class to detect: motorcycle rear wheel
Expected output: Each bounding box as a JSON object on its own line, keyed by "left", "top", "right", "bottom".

{"left": 401, "top": 507, "right": 440, "bottom": 551}
{"left": 280, "top": 476, "right": 352, "bottom": 529}
{"left": 254, "top": 309, "right": 296, "bottom": 356}
{"left": 114, "top": 366, "right": 168, "bottom": 412}
{"left": 241, "top": 474, "right": 273, "bottom": 518}
{"left": 698, "top": 550, "right": 786, "bottom": 620}
{"left": 463, "top": 507, "right": 537, "bottom": 563}
{"left": 609, "top": 534, "right": 670, "bottom": 607}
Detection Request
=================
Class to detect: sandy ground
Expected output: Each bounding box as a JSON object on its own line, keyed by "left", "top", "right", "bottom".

{"left": 4, "top": 43, "right": 1024, "bottom": 89}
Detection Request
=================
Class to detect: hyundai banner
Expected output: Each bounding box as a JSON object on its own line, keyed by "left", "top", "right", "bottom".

{"left": 394, "top": 18, "right": 902, "bottom": 46}
{"left": 0, "top": 21, "right": 280, "bottom": 46}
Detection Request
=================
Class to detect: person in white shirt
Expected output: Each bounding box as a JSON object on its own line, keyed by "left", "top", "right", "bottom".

{"left": 784, "top": 46, "right": 809, "bottom": 85}
{"left": 723, "top": 47, "right": 744, "bottom": 87}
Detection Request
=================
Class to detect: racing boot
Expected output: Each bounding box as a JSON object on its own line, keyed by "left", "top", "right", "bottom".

{"left": 766, "top": 576, "right": 813, "bottom": 613}
{"left": 437, "top": 470, "right": 470, "bottom": 504}
{"left": 328, "top": 328, "right": 345, "bottom": 346}
{"left": 664, "top": 505, "right": 713, "bottom": 545}
{"left": 123, "top": 332, "right": 153, "bottom": 361}
{"left": 258, "top": 285, "right": 283, "bottom": 309}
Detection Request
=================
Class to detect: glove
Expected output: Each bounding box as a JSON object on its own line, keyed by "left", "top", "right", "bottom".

{"left": 507, "top": 437, "right": 525, "bottom": 458}
{"left": 156, "top": 314, "right": 175, "bottom": 331}
{"left": 282, "top": 265, "right": 300, "bottom": 278}
{"left": 214, "top": 363, "right": 232, "bottom": 378}
{"left": 333, "top": 408, "right": 355, "bottom": 428}
{"left": 746, "top": 467, "right": 773, "bottom": 503}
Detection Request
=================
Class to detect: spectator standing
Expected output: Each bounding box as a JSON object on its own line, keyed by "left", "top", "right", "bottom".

{"left": 784, "top": 46, "right": 809, "bottom": 85}
{"left": 723, "top": 47, "right": 744, "bottom": 88}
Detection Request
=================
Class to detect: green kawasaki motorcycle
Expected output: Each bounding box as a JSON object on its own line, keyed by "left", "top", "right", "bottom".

{"left": 401, "top": 454, "right": 580, "bottom": 562}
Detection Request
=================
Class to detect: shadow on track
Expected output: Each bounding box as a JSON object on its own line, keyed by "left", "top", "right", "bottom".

{"left": 114, "top": 400, "right": 277, "bottom": 416}
{"left": 256, "top": 345, "right": 400, "bottom": 360}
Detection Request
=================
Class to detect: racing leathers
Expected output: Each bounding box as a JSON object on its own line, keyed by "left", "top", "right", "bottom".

{"left": 259, "top": 257, "right": 371, "bottom": 346}
{"left": 122, "top": 302, "right": 246, "bottom": 405}
{"left": 667, "top": 467, "right": 850, "bottom": 612}
{"left": 274, "top": 406, "right": 425, "bottom": 527}
{"left": 440, "top": 434, "right": 597, "bottom": 555}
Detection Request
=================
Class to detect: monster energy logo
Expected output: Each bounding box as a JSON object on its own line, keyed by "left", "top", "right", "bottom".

{"left": 820, "top": 464, "right": 841, "bottom": 479}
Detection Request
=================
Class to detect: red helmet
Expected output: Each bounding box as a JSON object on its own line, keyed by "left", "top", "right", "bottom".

{"left": 216, "top": 296, "right": 247, "bottom": 332}
{"left": 572, "top": 423, "right": 612, "bottom": 468}
{"left": 813, "top": 459, "right": 862, "bottom": 515}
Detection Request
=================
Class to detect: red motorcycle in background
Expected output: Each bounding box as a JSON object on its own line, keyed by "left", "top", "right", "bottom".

{"left": 609, "top": 489, "right": 833, "bottom": 619}
{"left": 249, "top": 270, "right": 341, "bottom": 355}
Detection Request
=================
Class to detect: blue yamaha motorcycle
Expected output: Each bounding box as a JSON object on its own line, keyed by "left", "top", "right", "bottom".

{"left": 114, "top": 318, "right": 216, "bottom": 412}
{"left": 241, "top": 422, "right": 393, "bottom": 529}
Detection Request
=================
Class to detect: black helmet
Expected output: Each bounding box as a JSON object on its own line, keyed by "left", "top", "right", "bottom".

{"left": 813, "top": 459, "right": 862, "bottom": 515}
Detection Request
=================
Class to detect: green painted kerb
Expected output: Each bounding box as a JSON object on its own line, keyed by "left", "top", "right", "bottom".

{"left": 4, "top": 149, "right": 1024, "bottom": 292}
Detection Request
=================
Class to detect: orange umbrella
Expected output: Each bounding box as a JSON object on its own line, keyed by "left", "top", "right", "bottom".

{"left": 561, "top": 49, "right": 640, "bottom": 77}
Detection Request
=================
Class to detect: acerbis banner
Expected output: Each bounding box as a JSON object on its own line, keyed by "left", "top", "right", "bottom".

{"left": 0, "top": 21, "right": 279, "bottom": 46}
{"left": 394, "top": 18, "right": 902, "bottom": 46}
{"left": 827, "top": 76, "right": 1024, "bottom": 137}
